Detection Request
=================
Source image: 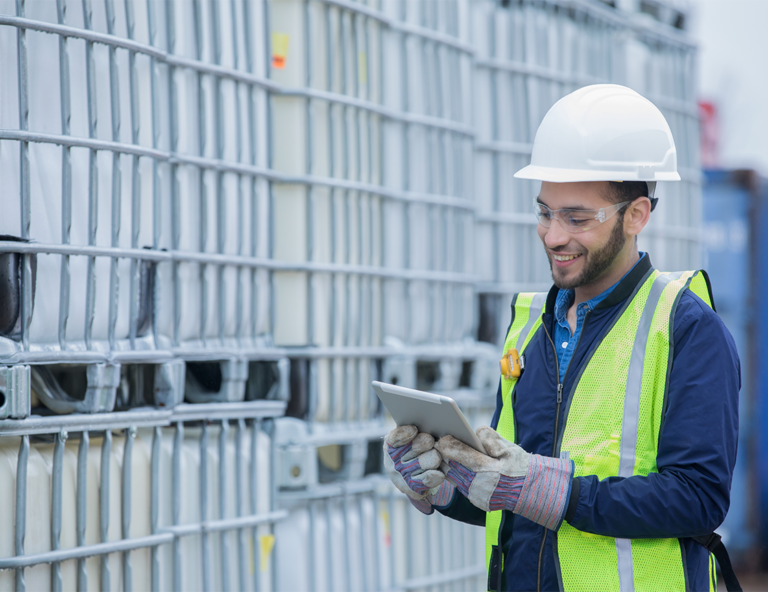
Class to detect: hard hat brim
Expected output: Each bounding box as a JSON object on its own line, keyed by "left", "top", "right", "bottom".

{"left": 514, "top": 164, "right": 681, "bottom": 183}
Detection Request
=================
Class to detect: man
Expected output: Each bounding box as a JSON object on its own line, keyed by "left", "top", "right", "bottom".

{"left": 383, "top": 85, "right": 740, "bottom": 592}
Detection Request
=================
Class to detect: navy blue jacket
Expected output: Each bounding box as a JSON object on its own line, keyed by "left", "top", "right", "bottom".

{"left": 439, "top": 255, "right": 740, "bottom": 592}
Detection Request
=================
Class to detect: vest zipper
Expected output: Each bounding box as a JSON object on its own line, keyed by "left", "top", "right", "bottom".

{"left": 536, "top": 311, "right": 590, "bottom": 592}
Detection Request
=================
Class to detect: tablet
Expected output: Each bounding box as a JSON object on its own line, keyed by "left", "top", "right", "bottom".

{"left": 372, "top": 381, "right": 487, "bottom": 454}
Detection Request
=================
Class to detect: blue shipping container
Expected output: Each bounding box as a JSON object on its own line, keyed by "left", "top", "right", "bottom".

{"left": 702, "top": 169, "right": 758, "bottom": 559}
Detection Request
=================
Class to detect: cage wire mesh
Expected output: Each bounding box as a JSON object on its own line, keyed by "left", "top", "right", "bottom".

{"left": 0, "top": 0, "right": 700, "bottom": 590}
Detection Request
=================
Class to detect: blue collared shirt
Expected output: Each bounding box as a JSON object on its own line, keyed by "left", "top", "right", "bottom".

{"left": 553, "top": 253, "right": 646, "bottom": 381}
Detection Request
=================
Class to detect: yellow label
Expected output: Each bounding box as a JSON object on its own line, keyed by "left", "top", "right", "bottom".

{"left": 260, "top": 534, "right": 276, "bottom": 572}
{"left": 358, "top": 51, "right": 367, "bottom": 85}
{"left": 381, "top": 510, "right": 390, "bottom": 546}
{"left": 272, "top": 33, "right": 289, "bottom": 69}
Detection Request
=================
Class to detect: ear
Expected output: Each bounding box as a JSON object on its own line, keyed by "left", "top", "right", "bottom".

{"left": 623, "top": 197, "right": 651, "bottom": 238}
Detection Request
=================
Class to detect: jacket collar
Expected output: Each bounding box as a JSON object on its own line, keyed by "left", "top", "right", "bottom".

{"left": 544, "top": 253, "right": 653, "bottom": 315}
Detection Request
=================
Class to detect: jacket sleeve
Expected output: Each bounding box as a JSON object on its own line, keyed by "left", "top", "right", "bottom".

{"left": 566, "top": 292, "right": 740, "bottom": 538}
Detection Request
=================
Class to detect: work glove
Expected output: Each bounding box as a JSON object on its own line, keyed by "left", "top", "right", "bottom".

{"left": 383, "top": 425, "right": 456, "bottom": 515}
{"left": 436, "top": 426, "right": 574, "bottom": 530}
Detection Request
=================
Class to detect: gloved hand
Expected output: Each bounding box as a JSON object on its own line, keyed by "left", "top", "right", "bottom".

{"left": 436, "top": 426, "right": 574, "bottom": 530}
{"left": 383, "top": 425, "right": 456, "bottom": 515}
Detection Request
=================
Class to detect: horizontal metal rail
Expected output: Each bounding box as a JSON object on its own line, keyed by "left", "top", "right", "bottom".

{"left": 0, "top": 341, "right": 505, "bottom": 365}
{"left": 398, "top": 564, "right": 486, "bottom": 590}
{"left": 0, "top": 533, "right": 174, "bottom": 570}
{"left": 0, "top": 401, "right": 287, "bottom": 436}
{"left": 0, "top": 241, "right": 476, "bottom": 284}
{"left": 0, "top": 16, "right": 470, "bottom": 136}
{"left": 475, "top": 57, "right": 605, "bottom": 87}
{"left": 161, "top": 510, "right": 288, "bottom": 536}
{"left": 475, "top": 140, "right": 533, "bottom": 156}
{"left": 278, "top": 86, "right": 474, "bottom": 136}
{"left": 319, "top": 0, "right": 476, "bottom": 54}
{"left": 475, "top": 211, "right": 538, "bottom": 226}
{"left": 0, "top": 130, "right": 475, "bottom": 210}
{"left": 172, "top": 401, "right": 287, "bottom": 422}
{"left": 0, "top": 510, "right": 288, "bottom": 570}
{"left": 279, "top": 476, "right": 388, "bottom": 501}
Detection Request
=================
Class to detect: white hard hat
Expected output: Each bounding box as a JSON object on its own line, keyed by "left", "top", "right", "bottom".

{"left": 514, "top": 84, "right": 679, "bottom": 185}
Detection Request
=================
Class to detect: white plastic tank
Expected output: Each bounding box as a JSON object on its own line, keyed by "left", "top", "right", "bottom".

{"left": 0, "top": 433, "right": 151, "bottom": 592}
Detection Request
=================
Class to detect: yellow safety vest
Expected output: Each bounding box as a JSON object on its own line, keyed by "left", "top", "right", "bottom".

{"left": 485, "top": 269, "right": 716, "bottom": 592}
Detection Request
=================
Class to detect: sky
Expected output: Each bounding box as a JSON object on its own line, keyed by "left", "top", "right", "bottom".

{"left": 689, "top": 0, "right": 768, "bottom": 175}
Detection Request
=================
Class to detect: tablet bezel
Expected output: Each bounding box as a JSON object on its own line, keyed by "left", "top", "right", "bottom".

{"left": 372, "top": 381, "right": 487, "bottom": 454}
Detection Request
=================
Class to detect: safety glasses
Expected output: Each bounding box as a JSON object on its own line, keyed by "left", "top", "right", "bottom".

{"left": 533, "top": 199, "right": 630, "bottom": 234}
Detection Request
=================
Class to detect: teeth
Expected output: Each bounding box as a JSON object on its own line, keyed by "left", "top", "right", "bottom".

{"left": 553, "top": 254, "right": 581, "bottom": 262}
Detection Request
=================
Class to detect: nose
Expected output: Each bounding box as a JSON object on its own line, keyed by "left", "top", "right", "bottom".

{"left": 543, "top": 218, "right": 570, "bottom": 249}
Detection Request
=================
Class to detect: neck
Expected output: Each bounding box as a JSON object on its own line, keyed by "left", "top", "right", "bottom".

{"left": 573, "top": 248, "right": 640, "bottom": 306}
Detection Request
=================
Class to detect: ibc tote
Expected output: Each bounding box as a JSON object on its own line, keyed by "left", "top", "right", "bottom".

{"left": 0, "top": 0, "right": 704, "bottom": 590}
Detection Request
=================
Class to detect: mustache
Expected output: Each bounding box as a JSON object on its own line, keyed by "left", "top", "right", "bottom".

{"left": 548, "top": 246, "right": 587, "bottom": 255}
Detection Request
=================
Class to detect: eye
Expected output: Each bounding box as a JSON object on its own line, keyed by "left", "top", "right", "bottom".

{"left": 565, "top": 211, "right": 593, "bottom": 227}
{"left": 536, "top": 205, "right": 551, "bottom": 219}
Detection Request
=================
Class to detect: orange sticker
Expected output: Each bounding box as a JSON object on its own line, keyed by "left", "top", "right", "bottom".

{"left": 272, "top": 33, "right": 289, "bottom": 70}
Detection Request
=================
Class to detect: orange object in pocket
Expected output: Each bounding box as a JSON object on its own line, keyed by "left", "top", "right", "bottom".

{"left": 500, "top": 348, "right": 523, "bottom": 380}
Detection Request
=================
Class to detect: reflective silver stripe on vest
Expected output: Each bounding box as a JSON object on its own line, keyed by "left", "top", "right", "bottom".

{"left": 516, "top": 292, "right": 547, "bottom": 351}
{"left": 615, "top": 271, "right": 686, "bottom": 592}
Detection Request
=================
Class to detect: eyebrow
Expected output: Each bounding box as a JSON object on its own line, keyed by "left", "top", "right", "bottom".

{"left": 535, "top": 197, "right": 591, "bottom": 211}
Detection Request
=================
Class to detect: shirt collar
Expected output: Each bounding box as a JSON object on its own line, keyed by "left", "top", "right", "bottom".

{"left": 554, "top": 252, "right": 647, "bottom": 324}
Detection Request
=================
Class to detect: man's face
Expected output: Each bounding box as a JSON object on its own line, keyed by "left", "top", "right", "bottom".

{"left": 536, "top": 181, "right": 627, "bottom": 290}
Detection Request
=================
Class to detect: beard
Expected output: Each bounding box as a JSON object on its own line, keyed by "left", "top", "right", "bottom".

{"left": 549, "top": 216, "right": 626, "bottom": 290}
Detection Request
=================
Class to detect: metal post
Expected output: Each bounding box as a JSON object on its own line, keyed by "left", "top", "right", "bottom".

{"left": 16, "top": 0, "right": 31, "bottom": 352}
{"left": 209, "top": 0, "right": 227, "bottom": 346}
{"left": 201, "top": 421, "right": 211, "bottom": 592}
{"left": 241, "top": 0, "right": 259, "bottom": 342}
{"left": 250, "top": 419, "right": 262, "bottom": 592}
{"left": 82, "top": 0, "right": 98, "bottom": 350}
{"left": 123, "top": 427, "right": 136, "bottom": 592}
{"left": 77, "top": 431, "right": 90, "bottom": 591}
{"left": 340, "top": 8, "right": 352, "bottom": 424}
{"left": 218, "top": 420, "right": 231, "bottom": 592}
{"left": 399, "top": 0, "right": 412, "bottom": 346}
{"left": 105, "top": 0, "right": 121, "bottom": 352}
{"left": 15, "top": 435, "right": 29, "bottom": 592}
{"left": 262, "top": 0, "right": 277, "bottom": 342}
{"left": 192, "top": 0, "right": 209, "bottom": 346}
{"left": 387, "top": 490, "right": 396, "bottom": 589}
{"left": 235, "top": 419, "right": 248, "bottom": 591}
{"left": 100, "top": 430, "right": 113, "bottom": 591}
{"left": 150, "top": 426, "right": 161, "bottom": 592}
{"left": 166, "top": 0, "right": 182, "bottom": 348}
{"left": 308, "top": 500, "right": 317, "bottom": 592}
{"left": 325, "top": 498, "right": 335, "bottom": 592}
{"left": 146, "top": 0, "right": 162, "bottom": 348}
{"left": 358, "top": 495, "right": 369, "bottom": 592}
{"left": 305, "top": 0, "right": 315, "bottom": 355}
{"left": 172, "top": 422, "right": 184, "bottom": 591}
{"left": 352, "top": 11, "right": 364, "bottom": 421}
{"left": 56, "top": 0, "right": 72, "bottom": 350}
{"left": 325, "top": 2, "right": 338, "bottom": 424}
{"left": 125, "top": 0, "right": 141, "bottom": 349}
{"left": 230, "top": 0, "right": 245, "bottom": 347}
{"left": 51, "top": 430, "right": 67, "bottom": 592}
{"left": 371, "top": 490, "right": 382, "bottom": 592}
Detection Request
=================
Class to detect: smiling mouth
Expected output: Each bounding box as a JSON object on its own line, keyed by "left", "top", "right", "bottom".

{"left": 552, "top": 253, "right": 583, "bottom": 262}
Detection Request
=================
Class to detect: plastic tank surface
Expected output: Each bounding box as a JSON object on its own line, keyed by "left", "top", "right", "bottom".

{"left": 0, "top": 0, "right": 702, "bottom": 589}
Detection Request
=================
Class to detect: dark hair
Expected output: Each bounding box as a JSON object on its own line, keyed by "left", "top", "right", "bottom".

{"left": 604, "top": 181, "right": 649, "bottom": 222}
{"left": 605, "top": 181, "right": 648, "bottom": 204}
